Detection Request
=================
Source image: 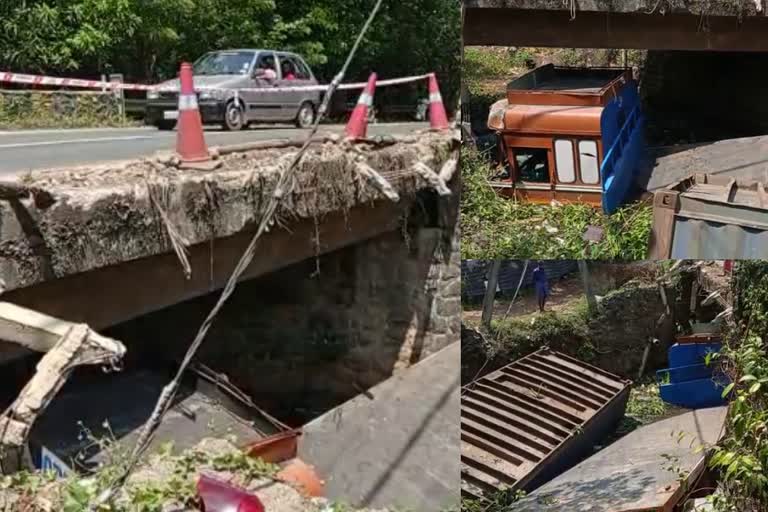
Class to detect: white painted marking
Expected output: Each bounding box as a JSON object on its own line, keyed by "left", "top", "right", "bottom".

{"left": 40, "top": 446, "right": 72, "bottom": 477}
{"left": 0, "top": 135, "right": 153, "bottom": 149}
{"left": 178, "top": 95, "right": 197, "bottom": 110}
{"left": 0, "top": 127, "right": 154, "bottom": 136}
{"left": 357, "top": 92, "right": 374, "bottom": 106}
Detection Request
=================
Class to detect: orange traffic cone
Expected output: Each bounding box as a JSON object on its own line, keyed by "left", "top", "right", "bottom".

{"left": 175, "top": 62, "right": 209, "bottom": 162}
{"left": 345, "top": 73, "right": 377, "bottom": 139}
{"left": 428, "top": 73, "right": 449, "bottom": 130}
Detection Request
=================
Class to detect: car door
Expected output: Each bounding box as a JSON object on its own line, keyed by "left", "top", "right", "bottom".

{"left": 292, "top": 55, "right": 320, "bottom": 114}
{"left": 248, "top": 51, "right": 282, "bottom": 121}
{"left": 274, "top": 53, "right": 307, "bottom": 121}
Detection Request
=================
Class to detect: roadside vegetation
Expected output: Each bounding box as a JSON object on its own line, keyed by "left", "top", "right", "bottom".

{"left": 708, "top": 261, "right": 768, "bottom": 511}
{"left": 0, "top": 437, "right": 279, "bottom": 512}
{"left": 0, "top": 1, "right": 460, "bottom": 89}
{"left": 0, "top": 0, "right": 461, "bottom": 129}
{"left": 0, "top": 91, "right": 137, "bottom": 130}
{"left": 460, "top": 147, "right": 653, "bottom": 259}
{"left": 1, "top": 433, "right": 450, "bottom": 512}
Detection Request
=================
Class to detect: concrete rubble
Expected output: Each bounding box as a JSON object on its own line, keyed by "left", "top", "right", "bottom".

{"left": 0, "top": 303, "right": 125, "bottom": 474}
{"left": 0, "top": 438, "right": 404, "bottom": 512}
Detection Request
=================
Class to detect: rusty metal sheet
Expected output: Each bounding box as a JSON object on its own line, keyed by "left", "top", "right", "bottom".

{"left": 649, "top": 173, "right": 768, "bottom": 259}
{"left": 506, "top": 65, "right": 631, "bottom": 107}
{"left": 461, "top": 348, "right": 631, "bottom": 500}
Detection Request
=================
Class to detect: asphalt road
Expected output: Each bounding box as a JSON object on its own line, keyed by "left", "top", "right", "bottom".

{"left": 0, "top": 122, "right": 429, "bottom": 174}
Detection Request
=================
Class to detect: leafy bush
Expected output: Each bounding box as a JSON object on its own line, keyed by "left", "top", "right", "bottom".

{"left": 708, "top": 261, "right": 768, "bottom": 511}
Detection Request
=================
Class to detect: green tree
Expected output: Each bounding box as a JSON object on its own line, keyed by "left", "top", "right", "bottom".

{"left": 0, "top": 0, "right": 460, "bottom": 105}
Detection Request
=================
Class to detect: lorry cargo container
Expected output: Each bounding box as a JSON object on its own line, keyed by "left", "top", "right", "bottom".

{"left": 461, "top": 348, "right": 631, "bottom": 500}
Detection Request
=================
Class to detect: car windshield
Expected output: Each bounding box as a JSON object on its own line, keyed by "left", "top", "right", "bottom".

{"left": 193, "top": 51, "right": 255, "bottom": 76}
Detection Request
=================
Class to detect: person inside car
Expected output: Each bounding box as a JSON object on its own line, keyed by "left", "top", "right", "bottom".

{"left": 282, "top": 61, "right": 296, "bottom": 80}
{"left": 256, "top": 55, "right": 277, "bottom": 81}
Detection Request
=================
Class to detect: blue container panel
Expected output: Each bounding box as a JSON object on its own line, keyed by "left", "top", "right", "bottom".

{"left": 656, "top": 363, "right": 714, "bottom": 384}
{"left": 668, "top": 343, "right": 722, "bottom": 368}
{"left": 659, "top": 377, "right": 729, "bottom": 409}
{"left": 600, "top": 81, "right": 645, "bottom": 214}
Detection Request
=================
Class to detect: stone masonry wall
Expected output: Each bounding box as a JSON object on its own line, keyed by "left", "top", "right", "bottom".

{"left": 0, "top": 89, "right": 123, "bottom": 129}
{"left": 107, "top": 203, "right": 460, "bottom": 423}
{"left": 587, "top": 279, "right": 675, "bottom": 377}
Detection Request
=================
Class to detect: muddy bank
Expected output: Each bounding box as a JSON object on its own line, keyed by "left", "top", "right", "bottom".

{"left": 462, "top": 268, "right": 696, "bottom": 380}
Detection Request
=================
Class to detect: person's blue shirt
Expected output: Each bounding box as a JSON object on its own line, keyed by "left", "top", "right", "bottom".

{"left": 533, "top": 266, "right": 548, "bottom": 294}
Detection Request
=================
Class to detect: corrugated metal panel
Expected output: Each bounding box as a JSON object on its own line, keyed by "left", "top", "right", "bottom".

{"left": 650, "top": 173, "right": 768, "bottom": 259}
{"left": 462, "top": 260, "right": 578, "bottom": 300}
{"left": 461, "top": 348, "right": 630, "bottom": 500}
{"left": 670, "top": 218, "right": 768, "bottom": 259}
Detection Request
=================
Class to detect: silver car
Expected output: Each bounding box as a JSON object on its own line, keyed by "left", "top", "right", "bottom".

{"left": 145, "top": 49, "right": 321, "bottom": 131}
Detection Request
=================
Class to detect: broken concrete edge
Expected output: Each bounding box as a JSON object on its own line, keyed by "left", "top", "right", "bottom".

{"left": 463, "top": 0, "right": 765, "bottom": 16}
{"left": 0, "top": 301, "right": 126, "bottom": 356}
{"left": 1, "top": 319, "right": 125, "bottom": 475}
{"left": 0, "top": 130, "right": 459, "bottom": 292}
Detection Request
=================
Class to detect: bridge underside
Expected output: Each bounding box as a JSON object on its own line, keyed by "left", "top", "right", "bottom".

{"left": 464, "top": 8, "right": 768, "bottom": 51}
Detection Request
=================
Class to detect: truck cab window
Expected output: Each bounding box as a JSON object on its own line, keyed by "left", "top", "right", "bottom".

{"left": 554, "top": 139, "right": 575, "bottom": 183}
{"left": 579, "top": 140, "right": 600, "bottom": 184}
{"left": 514, "top": 148, "right": 549, "bottom": 183}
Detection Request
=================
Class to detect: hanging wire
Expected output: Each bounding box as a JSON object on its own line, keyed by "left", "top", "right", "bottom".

{"left": 88, "top": 0, "right": 386, "bottom": 507}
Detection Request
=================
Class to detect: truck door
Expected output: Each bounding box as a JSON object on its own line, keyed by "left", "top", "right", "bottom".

{"left": 509, "top": 144, "right": 555, "bottom": 201}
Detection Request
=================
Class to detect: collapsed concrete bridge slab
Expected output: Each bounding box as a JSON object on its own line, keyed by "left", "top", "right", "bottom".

{"left": 0, "top": 131, "right": 460, "bottom": 364}
{"left": 464, "top": 0, "right": 768, "bottom": 51}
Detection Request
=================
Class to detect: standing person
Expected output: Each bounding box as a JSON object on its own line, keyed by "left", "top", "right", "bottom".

{"left": 533, "top": 261, "right": 549, "bottom": 312}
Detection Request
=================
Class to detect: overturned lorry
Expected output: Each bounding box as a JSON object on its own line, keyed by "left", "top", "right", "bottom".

{"left": 487, "top": 64, "right": 645, "bottom": 213}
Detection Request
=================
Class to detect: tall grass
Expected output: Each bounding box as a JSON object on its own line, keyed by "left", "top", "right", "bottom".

{"left": 461, "top": 146, "right": 653, "bottom": 259}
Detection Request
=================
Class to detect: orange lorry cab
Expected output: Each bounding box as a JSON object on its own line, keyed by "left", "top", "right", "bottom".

{"left": 488, "top": 65, "right": 645, "bottom": 213}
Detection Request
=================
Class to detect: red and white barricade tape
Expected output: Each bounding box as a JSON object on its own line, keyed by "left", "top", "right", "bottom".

{"left": 0, "top": 72, "right": 154, "bottom": 91}
{"left": 0, "top": 70, "right": 433, "bottom": 94}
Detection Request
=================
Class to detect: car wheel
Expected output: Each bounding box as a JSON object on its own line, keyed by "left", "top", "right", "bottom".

{"left": 295, "top": 102, "right": 315, "bottom": 128}
{"left": 223, "top": 101, "right": 245, "bottom": 131}
{"left": 154, "top": 120, "right": 176, "bottom": 131}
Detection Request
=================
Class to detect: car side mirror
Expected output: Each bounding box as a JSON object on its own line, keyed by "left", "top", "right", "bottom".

{"left": 253, "top": 68, "right": 266, "bottom": 78}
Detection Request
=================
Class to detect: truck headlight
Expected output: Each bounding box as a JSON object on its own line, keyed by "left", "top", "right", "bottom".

{"left": 488, "top": 99, "right": 508, "bottom": 131}
{"left": 147, "top": 90, "right": 160, "bottom": 100}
